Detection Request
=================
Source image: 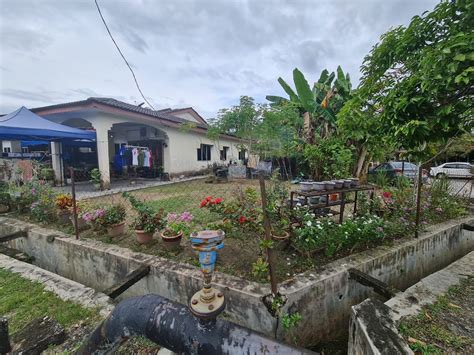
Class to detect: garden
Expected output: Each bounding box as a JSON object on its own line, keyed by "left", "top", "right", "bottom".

{"left": 0, "top": 169, "right": 468, "bottom": 284}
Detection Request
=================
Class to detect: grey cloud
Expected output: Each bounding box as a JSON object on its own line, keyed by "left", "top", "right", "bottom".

{"left": 0, "top": 0, "right": 440, "bottom": 116}
{"left": 0, "top": 89, "right": 63, "bottom": 103}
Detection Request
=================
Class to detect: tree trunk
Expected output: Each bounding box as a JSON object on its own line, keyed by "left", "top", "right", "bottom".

{"left": 303, "top": 112, "right": 314, "bottom": 144}
{"left": 355, "top": 146, "right": 368, "bottom": 178}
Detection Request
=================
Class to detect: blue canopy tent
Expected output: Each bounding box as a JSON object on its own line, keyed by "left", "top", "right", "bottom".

{"left": 0, "top": 107, "right": 96, "bottom": 185}
{"left": 0, "top": 106, "right": 96, "bottom": 140}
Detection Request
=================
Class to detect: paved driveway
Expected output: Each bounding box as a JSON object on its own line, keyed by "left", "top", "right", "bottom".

{"left": 427, "top": 177, "right": 473, "bottom": 199}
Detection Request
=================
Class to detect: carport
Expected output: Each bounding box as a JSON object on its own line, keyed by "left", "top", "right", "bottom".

{"left": 0, "top": 106, "right": 96, "bottom": 184}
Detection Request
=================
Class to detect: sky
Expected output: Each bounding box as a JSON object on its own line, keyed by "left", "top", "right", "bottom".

{"left": 0, "top": 0, "right": 439, "bottom": 119}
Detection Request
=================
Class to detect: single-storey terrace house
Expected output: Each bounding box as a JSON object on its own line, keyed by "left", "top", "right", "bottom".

{"left": 26, "top": 97, "right": 244, "bottom": 188}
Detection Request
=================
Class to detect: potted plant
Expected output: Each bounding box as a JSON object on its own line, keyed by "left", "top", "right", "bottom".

{"left": 160, "top": 211, "right": 193, "bottom": 250}
{"left": 102, "top": 204, "right": 127, "bottom": 237}
{"left": 123, "top": 192, "right": 165, "bottom": 244}
{"left": 90, "top": 168, "right": 101, "bottom": 190}
{"left": 55, "top": 194, "right": 73, "bottom": 224}
{"left": 271, "top": 218, "right": 291, "bottom": 249}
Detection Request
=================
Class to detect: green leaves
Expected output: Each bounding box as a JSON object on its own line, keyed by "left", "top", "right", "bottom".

{"left": 277, "top": 77, "right": 299, "bottom": 102}
{"left": 292, "top": 68, "right": 315, "bottom": 113}
{"left": 345, "top": 0, "right": 473, "bottom": 153}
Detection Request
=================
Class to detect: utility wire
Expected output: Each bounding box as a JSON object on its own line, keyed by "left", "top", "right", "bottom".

{"left": 94, "top": 0, "right": 156, "bottom": 110}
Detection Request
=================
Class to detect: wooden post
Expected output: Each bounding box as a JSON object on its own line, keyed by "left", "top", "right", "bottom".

{"left": 258, "top": 173, "right": 278, "bottom": 295}
{"left": 70, "top": 167, "right": 79, "bottom": 240}
{"left": 414, "top": 165, "right": 423, "bottom": 238}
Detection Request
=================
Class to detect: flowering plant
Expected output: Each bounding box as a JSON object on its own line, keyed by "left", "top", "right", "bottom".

{"left": 82, "top": 208, "right": 106, "bottom": 224}
{"left": 55, "top": 194, "right": 73, "bottom": 211}
{"left": 293, "top": 214, "right": 385, "bottom": 257}
{"left": 199, "top": 196, "right": 224, "bottom": 209}
{"left": 163, "top": 211, "right": 193, "bottom": 237}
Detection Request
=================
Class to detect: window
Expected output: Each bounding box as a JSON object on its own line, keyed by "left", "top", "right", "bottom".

{"left": 444, "top": 163, "right": 457, "bottom": 169}
{"left": 3, "top": 147, "right": 11, "bottom": 153}
{"left": 21, "top": 147, "right": 29, "bottom": 153}
{"left": 140, "top": 127, "right": 147, "bottom": 137}
{"left": 220, "top": 146, "right": 229, "bottom": 161}
{"left": 197, "top": 144, "right": 212, "bottom": 161}
{"left": 238, "top": 149, "right": 246, "bottom": 160}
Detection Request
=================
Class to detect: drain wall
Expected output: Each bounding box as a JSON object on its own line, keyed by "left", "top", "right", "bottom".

{"left": 1, "top": 216, "right": 473, "bottom": 346}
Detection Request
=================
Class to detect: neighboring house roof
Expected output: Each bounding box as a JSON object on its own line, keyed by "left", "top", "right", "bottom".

{"left": 31, "top": 97, "right": 239, "bottom": 141}
{"left": 165, "top": 107, "right": 208, "bottom": 125}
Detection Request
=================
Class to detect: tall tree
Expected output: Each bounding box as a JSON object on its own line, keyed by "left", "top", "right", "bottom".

{"left": 348, "top": 0, "right": 473, "bottom": 154}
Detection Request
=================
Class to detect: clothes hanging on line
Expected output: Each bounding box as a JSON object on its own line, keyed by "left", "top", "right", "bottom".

{"left": 143, "top": 150, "right": 150, "bottom": 167}
{"left": 132, "top": 148, "right": 139, "bottom": 166}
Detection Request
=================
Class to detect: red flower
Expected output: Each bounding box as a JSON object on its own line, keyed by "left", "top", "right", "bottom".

{"left": 206, "top": 196, "right": 213, "bottom": 201}
{"left": 214, "top": 198, "right": 223, "bottom": 204}
{"left": 382, "top": 191, "right": 392, "bottom": 199}
{"left": 199, "top": 200, "right": 208, "bottom": 208}
{"left": 239, "top": 216, "right": 246, "bottom": 224}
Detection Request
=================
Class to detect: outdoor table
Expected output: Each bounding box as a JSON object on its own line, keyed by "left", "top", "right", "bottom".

{"left": 290, "top": 185, "right": 375, "bottom": 223}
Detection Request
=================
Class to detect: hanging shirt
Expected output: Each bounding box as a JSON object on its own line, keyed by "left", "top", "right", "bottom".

{"left": 138, "top": 149, "right": 145, "bottom": 167}
{"left": 143, "top": 150, "right": 150, "bottom": 167}
{"left": 132, "top": 148, "right": 139, "bottom": 166}
{"left": 148, "top": 150, "right": 153, "bottom": 168}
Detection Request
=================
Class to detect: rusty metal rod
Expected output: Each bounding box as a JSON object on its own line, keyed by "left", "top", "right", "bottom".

{"left": 69, "top": 167, "right": 79, "bottom": 240}
{"left": 77, "top": 294, "right": 313, "bottom": 355}
{"left": 259, "top": 173, "right": 278, "bottom": 295}
{"left": 414, "top": 165, "right": 423, "bottom": 238}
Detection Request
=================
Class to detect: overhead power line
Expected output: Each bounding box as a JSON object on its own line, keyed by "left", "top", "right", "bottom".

{"left": 94, "top": 0, "right": 156, "bottom": 110}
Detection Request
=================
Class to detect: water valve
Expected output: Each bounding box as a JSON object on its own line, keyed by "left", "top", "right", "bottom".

{"left": 189, "top": 230, "right": 225, "bottom": 319}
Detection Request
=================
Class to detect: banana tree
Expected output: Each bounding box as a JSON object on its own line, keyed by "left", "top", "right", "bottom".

{"left": 266, "top": 66, "right": 352, "bottom": 143}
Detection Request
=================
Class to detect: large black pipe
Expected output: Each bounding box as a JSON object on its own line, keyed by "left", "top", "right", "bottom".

{"left": 77, "top": 294, "right": 314, "bottom": 355}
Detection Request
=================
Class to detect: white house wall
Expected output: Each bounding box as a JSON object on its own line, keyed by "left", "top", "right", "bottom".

{"left": 164, "top": 127, "right": 241, "bottom": 174}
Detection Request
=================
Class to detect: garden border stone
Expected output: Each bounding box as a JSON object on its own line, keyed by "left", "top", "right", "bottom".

{"left": 1, "top": 215, "right": 473, "bottom": 346}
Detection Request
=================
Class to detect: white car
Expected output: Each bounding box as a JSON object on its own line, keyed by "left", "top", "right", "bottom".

{"left": 430, "top": 162, "right": 473, "bottom": 178}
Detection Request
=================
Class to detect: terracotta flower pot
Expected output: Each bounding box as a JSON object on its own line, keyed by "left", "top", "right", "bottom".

{"left": 57, "top": 210, "right": 71, "bottom": 225}
{"left": 160, "top": 230, "right": 183, "bottom": 251}
{"left": 107, "top": 221, "right": 126, "bottom": 237}
{"left": 271, "top": 230, "right": 290, "bottom": 250}
{"left": 329, "top": 193, "right": 339, "bottom": 202}
{"left": 135, "top": 229, "right": 154, "bottom": 244}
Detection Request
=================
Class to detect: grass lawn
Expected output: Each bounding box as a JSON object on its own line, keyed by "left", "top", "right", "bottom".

{"left": 0, "top": 268, "right": 100, "bottom": 335}
{"left": 85, "top": 178, "right": 263, "bottom": 227}
{"left": 399, "top": 275, "right": 474, "bottom": 354}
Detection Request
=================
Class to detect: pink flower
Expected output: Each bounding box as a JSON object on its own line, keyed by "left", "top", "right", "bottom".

{"left": 167, "top": 213, "right": 178, "bottom": 222}
{"left": 180, "top": 211, "right": 193, "bottom": 222}
{"left": 382, "top": 191, "right": 392, "bottom": 199}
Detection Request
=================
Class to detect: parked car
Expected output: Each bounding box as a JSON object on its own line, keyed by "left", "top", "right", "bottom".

{"left": 368, "top": 161, "right": 428, "bottom": 183}
{"left": 429, "top": 162, "right": 473, "bottom": 178}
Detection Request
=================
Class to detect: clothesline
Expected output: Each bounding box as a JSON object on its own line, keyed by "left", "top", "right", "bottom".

{"left": 124, "top": 144, "right": 149, "bottom": 150}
